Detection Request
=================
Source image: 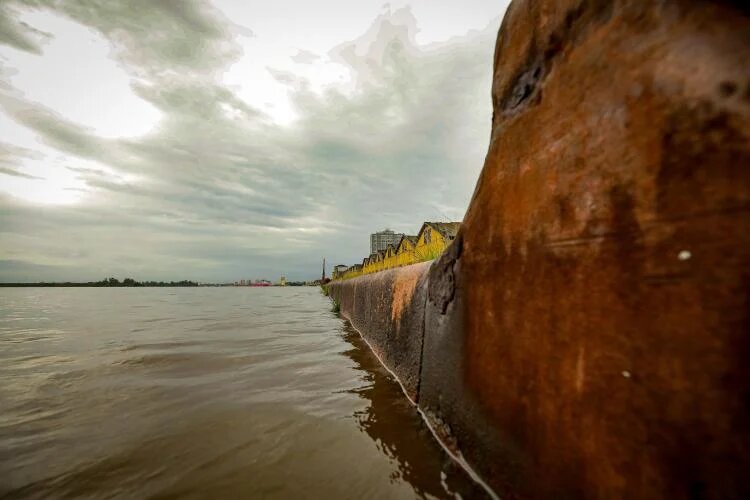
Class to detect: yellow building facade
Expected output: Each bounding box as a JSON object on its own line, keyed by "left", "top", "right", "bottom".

{"left": 337, "top": 222, "right": 460, "bottom": 281}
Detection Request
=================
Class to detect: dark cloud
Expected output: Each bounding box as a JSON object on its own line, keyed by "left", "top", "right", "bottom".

{"left": 0, "top": 2, "right": 498, "bottom": 282}
{"left": 0, "top": 167, "right": 41, "bottom": 179}
{"left": 0, "top": 141, "right": 42, "bottom": 178}
{"left": 0, "top": 3, "right": 48, "bottom": 54}
{"left": 6, "top": 0, "right": 239, "bottom": 74}
{"left": 0, "top": 93, "right": 112, "bottom": 160}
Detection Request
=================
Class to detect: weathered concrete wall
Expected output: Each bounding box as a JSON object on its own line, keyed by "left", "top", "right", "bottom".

{"left": 328, "top": 262, "right": 431, "bottom": 402}
{"left": 331, "top": 1, "right": 750, "bottom": 498}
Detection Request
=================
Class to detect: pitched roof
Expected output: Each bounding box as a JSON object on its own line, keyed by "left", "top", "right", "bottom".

{"left": 397, "top": 235, "right": 418, "bottom": 248}
{"left": 426, "top": 222, "right": 461, "bottom": 239}
{"left": 417, "top": 221, "right": 461, "bottom": 242}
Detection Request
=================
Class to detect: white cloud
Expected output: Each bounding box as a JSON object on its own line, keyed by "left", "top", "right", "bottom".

{"left": 2, "top": 8, "right": 161, "bottom": 138}
{"left": 0, "top": 0, "right": 507, "bottom": 282}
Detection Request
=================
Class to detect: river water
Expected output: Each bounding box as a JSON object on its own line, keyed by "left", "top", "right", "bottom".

{"left": 0, "top": 287, "right": 486, "bottom": 499}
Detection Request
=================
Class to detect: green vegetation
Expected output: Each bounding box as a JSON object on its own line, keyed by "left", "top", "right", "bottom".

{"left": 414, "top": 246, "right": 443, "bottom": 263}
{"left": 323, "top": 284, "right": 339, "bottom": 314}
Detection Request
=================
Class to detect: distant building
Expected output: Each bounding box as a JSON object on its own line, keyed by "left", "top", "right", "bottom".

{"left": 418, "top": 222, "right": 460, "bottom": 245}
{"left": 332, "top": 222, "right": 461, "bottom": 281}
{"left": 370, "top": 229, "right": 404, "bottom": 254}
{"left": 279, "top": 276, "right": 286, "bottom": 286}
{"left": 332, "top": 265, "right": 348, "bottom": 279}
{"left": 240, "top": 279, "right": 246, "bottom": 286}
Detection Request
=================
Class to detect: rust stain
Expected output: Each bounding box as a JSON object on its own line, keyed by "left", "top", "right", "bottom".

{"left": 391, "top": 266, "right": 422, "bottom": 324}
{"left": 331, "top": 2, "right": 750, "bottom": 496}
{"left": 456, "top": 0, "right": 750, "bottom": 497}
{"left": 575, "top": 346, "right": 585, "bottom": 394}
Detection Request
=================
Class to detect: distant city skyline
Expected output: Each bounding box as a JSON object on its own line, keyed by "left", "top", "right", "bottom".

{"left": 0, "top": 1, "right": 509, "bottom": 281}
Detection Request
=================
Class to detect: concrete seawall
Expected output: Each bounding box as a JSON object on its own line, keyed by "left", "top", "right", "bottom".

{"left": 331, "top": 0, "right": 750, "bottom": 497}
{"left": 328, "top": 243, "right": 509, "bottom": 498}
{"left": 328, "top": 262, "right": 431, "bottom": 402}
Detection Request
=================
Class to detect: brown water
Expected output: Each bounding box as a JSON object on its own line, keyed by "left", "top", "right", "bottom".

{"left": 0, "top": 287, "right": 487, "bottom": 499}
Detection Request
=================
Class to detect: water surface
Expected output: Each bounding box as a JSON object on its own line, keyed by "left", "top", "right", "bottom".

{"left": 0, "top": 287, "right": 485, "bottom": 499}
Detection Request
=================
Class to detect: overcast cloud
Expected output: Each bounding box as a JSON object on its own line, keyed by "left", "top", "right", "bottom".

{"left": 0, "top": 0, "right": 506, "bottom": 282}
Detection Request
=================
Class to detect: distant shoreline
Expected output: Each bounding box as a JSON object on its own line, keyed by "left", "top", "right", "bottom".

{"left": 0, "top": 283, "right": 208, "bottom": 288}
{"left": 0, "top": 283, "right": 311, "bottom": 287}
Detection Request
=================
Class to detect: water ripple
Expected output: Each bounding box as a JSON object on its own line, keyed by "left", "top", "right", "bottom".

{"left": 0, "top": 287, "right": 487, "bottom": 499}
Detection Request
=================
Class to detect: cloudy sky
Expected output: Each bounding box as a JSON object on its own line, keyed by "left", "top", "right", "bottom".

{"left": 0, "top": 0, "right": 507, "bottom": 283}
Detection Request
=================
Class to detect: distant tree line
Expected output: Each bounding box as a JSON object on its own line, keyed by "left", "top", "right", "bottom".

{"left": 0, "top": 277, "right": 200, "bottom": 287}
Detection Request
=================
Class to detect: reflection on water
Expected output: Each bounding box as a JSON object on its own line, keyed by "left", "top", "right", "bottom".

{"left": 0, "top": 288, "right": 487, "bottom": 499}
{"left": 340, "top": 324, "right": 488, "bottom": 499}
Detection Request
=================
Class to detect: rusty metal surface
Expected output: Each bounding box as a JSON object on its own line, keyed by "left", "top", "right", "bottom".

{"left": 421, "top": 239, "right": 527, "bottom": 498}
{"left": 453, "top": 0, "right": 750, "bottom": 497}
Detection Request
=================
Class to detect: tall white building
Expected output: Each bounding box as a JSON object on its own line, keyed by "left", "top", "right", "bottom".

{"left": 370, "top": 229, "right": 404, "bottom": 254}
